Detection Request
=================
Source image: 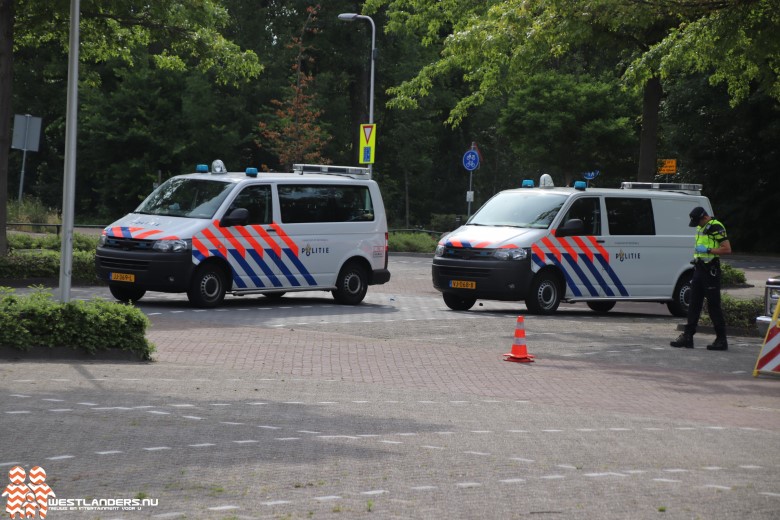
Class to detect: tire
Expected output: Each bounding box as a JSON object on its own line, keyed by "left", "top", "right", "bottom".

{"left": 587, "top": 301, "right": 616, "bottom": 313}
{"left": 525, "top": 271, "right": 562, "bottom": 314}
{"left": 667, "top": 273, "right": 692, "bottom": 317}
{"left": 187, "top": 263, "right": 227, "bottom": 308}
{"left": 443, "top": 292, "right": 477, "bottom": 311}
{"left": 109, "top": 284, "right": 146, "bottom": 303}
{"left": 332, "top": 262, "right": 368, "bottom": 305}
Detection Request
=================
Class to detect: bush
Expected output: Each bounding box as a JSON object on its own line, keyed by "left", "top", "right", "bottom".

{"left": 721, "top": 262, "right": 747, "bottom": 286}
{"left": 0, "top": 250, "right": 97, "bottom": 284}
{"left": 8, "top": 231, "right": 98, "bottom": 252}
{"left": 0, "top": 287, "right": 155, "bottom": 359}
{"left": 389, "top": 232, "right": 438, "bottom": 253}
{"left": 700, "top": 294, "right": 763, "bottom": 331}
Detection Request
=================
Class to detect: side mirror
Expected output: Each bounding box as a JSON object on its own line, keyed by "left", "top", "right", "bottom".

{"left": 220, "top": 207, "right": 249, "bottom": 227}
{"left": 555, "top": 218, "right": 585, "bottom": 237}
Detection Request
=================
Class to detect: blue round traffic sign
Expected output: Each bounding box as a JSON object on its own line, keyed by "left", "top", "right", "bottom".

{"left": 463, "top": 150, "right": 480, "bottom": 171}
{"left": 583, "top": 170, "right": 600, "bottom": 180}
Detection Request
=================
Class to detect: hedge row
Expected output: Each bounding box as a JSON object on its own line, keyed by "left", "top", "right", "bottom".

{"left": 0, "top": 287, "right": 155, "bottom": 360}
{"left": 0, "top": 250, "right": 98, "bottom": 283}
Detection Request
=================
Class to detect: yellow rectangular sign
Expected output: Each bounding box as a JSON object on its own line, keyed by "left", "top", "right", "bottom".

{"left": 658, "top": 158, "right": 677, "bottom": 175}
{"left": 359, "top": 124, "right": 376, "bottom": 164}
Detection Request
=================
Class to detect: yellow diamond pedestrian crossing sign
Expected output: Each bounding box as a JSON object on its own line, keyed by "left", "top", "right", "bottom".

{"left": 359, "top": 124, "right": 376, "bottom": 164}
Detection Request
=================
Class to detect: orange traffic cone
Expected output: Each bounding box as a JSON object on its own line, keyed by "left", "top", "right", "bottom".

{"left": 504, "top": 316, "right": 535, "bottom": 363}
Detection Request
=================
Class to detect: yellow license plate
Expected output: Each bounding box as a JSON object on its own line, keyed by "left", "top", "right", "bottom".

{"left": 110, "top": 272, "right": 135, "bottom": 283}
{"left": 450, "top": 280, "right": 476, "bottom": 289}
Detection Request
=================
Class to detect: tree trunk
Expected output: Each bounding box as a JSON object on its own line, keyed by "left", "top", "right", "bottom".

{"left": 637, "top": 76, "right": 662, "bottom": 182}
{"left": 0, "top": 0, "right": 14, "bottom": 256}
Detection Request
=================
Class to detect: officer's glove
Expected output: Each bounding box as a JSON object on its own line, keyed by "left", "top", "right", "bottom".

{"left": 694, "top": 245, "right": 708, "bottom": 253}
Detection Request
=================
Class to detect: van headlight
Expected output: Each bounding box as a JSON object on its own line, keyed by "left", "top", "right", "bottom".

{"left": 493, "top": 248, "right": 528, "bottom": 260}
{"left": 153, "top": 239, "right": 191, "bottom": 253}
{"left": 98, "top": 234, "right": 107, "bottom": 247}
{"left": 435, "top": 244, "right": 446, "bottom": 257}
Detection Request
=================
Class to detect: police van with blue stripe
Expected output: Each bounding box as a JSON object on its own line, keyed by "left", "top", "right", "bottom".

{"left": 432, "top": 176, "right": 711, "bottom": 315}
{"left": 96, "top": 161, "right": 390, "bottom": 307}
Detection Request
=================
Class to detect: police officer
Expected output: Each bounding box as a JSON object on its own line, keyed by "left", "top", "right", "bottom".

{"left": 670, "top": 206, "right": 731, "bottom": 350}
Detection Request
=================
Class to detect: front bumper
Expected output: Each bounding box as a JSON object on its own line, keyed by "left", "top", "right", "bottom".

{"left": 95, "top": 247, "right": 194, "bottom": 293}
{"left": 431, "top": 257, "right": 533, "bottom": 301}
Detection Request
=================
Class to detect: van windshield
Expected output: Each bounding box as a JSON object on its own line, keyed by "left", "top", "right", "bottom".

{"left": 468, "top": 191, "right": 568, "bottom": 229}
{"left": 134, "top": 178, "right": 234, "bottom": 219}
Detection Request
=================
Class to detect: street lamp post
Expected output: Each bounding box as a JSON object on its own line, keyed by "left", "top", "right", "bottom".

{"left": 338, "top": 13, "right": 376, "bottom": 172}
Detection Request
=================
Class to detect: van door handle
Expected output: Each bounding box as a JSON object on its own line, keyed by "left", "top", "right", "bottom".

{"left": 265, "top": 227, "right": 277, "bottom": 233}
{"left": 596, "top": 239, "right": 605, "bottom": 243}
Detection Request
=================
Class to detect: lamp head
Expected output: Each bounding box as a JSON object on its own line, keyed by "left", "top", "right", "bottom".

{"left": 338, "top": 13, "right": 358, "bottom": 21}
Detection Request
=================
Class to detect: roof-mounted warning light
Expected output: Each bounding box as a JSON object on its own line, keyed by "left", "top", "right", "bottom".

{"left": 573, "top": 181, "right": 587, "bottom": 191}
{"left": 521, "top": 179, "right": 534, "bottom": 188}
{"left": 292, "top": 163, "right": 372, "bottom": 180}
{"left": 245, "top": 167, "right": 258, "bottom": 178}
{"left": 211, "top": 159, "right": 227, "bottom": 174}
{"left": 195, "top": 164, "right": 209, "bottom": 173}
{"left": 621, "top": 182, "right": 702, "bottom": 195}
{"left": 539, "top": 174, "right": 554, "bottom": 188}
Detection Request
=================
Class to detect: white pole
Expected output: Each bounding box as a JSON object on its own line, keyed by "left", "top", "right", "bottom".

{"left": 338, "top": 13, "right": 376, "bottom": 175}
{"left": 58, "top": 0, "right": 80, "bottom": 303}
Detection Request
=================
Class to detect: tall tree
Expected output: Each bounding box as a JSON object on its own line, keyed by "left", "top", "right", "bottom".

{"left": 364, "top": 0, "right": 780, "bottom": 181}
{"left": 257, "top": 5, "right": 332, "bottom": 170}
{"left": 0, "top": 0, "right": 262, "bottom": 255}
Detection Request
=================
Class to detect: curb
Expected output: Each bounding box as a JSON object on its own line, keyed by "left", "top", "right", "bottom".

{"left": 0, "top": 345, "right": 151, "bottom": 362}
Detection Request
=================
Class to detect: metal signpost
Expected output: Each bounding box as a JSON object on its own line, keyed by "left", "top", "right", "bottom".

{"left": 463, "top": 143, "right": 480, "bottom": 217}
{"left": 11, "top": 114, "right": 42, "bottom": 201}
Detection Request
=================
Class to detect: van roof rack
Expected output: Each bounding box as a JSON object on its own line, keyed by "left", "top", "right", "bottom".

{"left": 292, "top": 164, "right": 372, "bottom": 180}
{"left": 620, "top": 182, "right": 702, "bottom": 195}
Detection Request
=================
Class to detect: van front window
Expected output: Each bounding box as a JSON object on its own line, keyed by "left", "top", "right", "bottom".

{"left": 135, "top": 178, "right": 234, "bottom": 218}
{"left": 468, "top": 191, "right": 567, "bottom": 228}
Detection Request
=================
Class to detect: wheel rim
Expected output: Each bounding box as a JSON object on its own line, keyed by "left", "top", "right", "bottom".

{"left": 679, "top": 284, "right": 691, "bottom": 309}
{"left": 537, "top": 280, "right": 557, "bottom": 310}
{"left": 344, "top": 272, "right": 362, "bottom": 296}
{"left": 200, "top": 273, "right": 222, "bottom": 301}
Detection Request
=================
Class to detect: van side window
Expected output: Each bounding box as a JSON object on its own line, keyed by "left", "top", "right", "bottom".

{"left": 279, "top": 185, "right": 374, "bottom": 223}
{"left": 561, "top": 197, "right": 601, "bottom": 235}
{"left": 605, "top": 197, "right": 655, "bottom": 235}
{"left": 229, "top": 185, "right": 272, "bottom": 225}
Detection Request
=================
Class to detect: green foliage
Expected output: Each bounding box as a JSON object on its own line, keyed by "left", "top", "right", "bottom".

{"left": 389, "top": 232, "right": 437, "bottom": 253}
{"left": 498, "top": 72, "right": 637, "bottom": 185}
{"left": 0, "top": 287, "right": 154, "bottom": 359}
{"left": 8, "top": 232, "right": 99, "bottom": 252}
{"left": 0, "top": 250, "right": 97, "bottom": 284}
{"left": 721, "top": 263, "right": 747, "bottom": 286}
{"left": 7, "top": 197, "right": 59, "bottom": 227}
{"left": 700, "top": 294, "right": 763, "bottom": 331}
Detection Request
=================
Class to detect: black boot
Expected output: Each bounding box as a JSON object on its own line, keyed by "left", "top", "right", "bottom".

{"left": 670, "top": 333, "right": 694, "bottom": 348}
{"left": 706, "top": 337, "right": 728, "bottom": 351}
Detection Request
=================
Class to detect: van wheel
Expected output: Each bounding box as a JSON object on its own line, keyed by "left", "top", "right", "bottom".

{"left": 332, "top": 262, "right": 368, "bottom": 305}
{"left": 526, "top": 272, "right": 562, "bottom": 314}
{"left": 443, "top": 293, "right": 476, "bottom": 311}
{"left": 667, "top": 273, "right": 692, "bottom": 317}
{"left": 109, "top": 284, "right": 146, "bottom": 303}
{"left": 187, "top": 264, "right": 227, "bottom": 308}
{"left": 587, "top": 301, "right": 616, "bottom": 313}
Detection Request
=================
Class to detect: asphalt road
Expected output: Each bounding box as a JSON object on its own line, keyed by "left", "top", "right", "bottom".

{"left": 1, "top": 254, "right": 779, "bottom": 519}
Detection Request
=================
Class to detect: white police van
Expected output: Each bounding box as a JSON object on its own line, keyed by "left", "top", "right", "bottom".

{"left": 96, "top": 161, "right": 390, "bottom": 307}
{"left": 432, "top": 176, "right": 712, "bottom": 315}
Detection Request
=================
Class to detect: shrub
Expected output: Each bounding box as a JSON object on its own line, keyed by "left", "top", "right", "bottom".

{"left": 0, "top": 249, "right": 98, "bottom": 283}
{"left": 389, "top": 232, "right": 437, "bottom": 253}
{"left": 700, "top": 294, "right": 763, "bottom": 331}
{"left": 8, "top": 231, "right": 98, "bottom": 252}
{"left": 0, "top": 287, "right": 154, "bottom": 359}
{"left": 721, "top": 262, "right": 746, "bottom": 286}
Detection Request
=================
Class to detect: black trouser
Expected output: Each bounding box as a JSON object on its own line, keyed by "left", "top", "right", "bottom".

{"left": 684, "top": 261, "right": 726, "bottom": 337}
